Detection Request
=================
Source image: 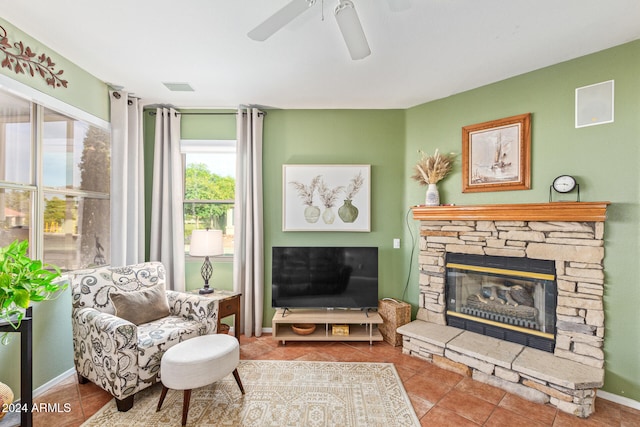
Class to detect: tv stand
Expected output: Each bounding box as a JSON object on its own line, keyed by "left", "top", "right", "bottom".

{"left": 272, "top": 308, "right": 383, "bottom": 345}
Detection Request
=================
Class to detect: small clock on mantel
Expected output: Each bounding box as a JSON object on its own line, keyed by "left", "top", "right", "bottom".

{"left": 549, "top": 175, "right": 580, "bottom": 202}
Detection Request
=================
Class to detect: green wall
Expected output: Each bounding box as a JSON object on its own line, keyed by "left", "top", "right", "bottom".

{"left": 262, "top": 110, "right": 407, "bottom": 322}
{"left": 166, "top": 109, "right": 408, "bottom": 319}
{"left": 403, "top": 40, "right": 640, "bottom": 400}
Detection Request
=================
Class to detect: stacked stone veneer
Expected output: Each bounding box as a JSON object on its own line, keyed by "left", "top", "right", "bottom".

{"left": 399, "top": 219, "right": 606, "bottom": 418}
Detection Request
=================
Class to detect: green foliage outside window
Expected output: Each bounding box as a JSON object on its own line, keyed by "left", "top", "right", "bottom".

{"left": 43, "top": 197, "right": 72, "bottom": 229}
{"left": 184, "top": 163, "right": 235, "bottom": 237}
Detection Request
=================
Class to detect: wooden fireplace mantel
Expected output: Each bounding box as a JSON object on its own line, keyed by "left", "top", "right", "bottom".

{"left": 412, "top": 201, "right": 610, "bottom": 222}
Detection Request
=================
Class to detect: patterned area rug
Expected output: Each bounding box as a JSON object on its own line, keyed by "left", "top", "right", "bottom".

{"left": 81, "top": 360, "right": 420, "bottom": 427}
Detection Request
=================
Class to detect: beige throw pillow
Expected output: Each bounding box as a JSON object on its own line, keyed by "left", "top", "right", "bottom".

{"left": 110, "top": 284, "right": 171, "bottom": 325}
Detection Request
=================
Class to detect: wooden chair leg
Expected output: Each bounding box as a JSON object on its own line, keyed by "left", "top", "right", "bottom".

{"left": 156, "top": 385, "right": 169, "bottom": 412}
{"left": 232, "top": 368, "right": 245, "bottom": 394}
{"left": 182, "top": 389, "right": 192, "bottom": 426}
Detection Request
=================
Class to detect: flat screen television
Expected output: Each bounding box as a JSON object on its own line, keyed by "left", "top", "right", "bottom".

{"left": 272, "top": 246, "right": 378, "bottom": 309}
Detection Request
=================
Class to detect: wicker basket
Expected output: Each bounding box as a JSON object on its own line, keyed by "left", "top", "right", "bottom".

{"left": 378, "top": 299, "right": 411, "bottom": 346}
{"left": 0, "top": 381, "right": 13, "bottom": 420}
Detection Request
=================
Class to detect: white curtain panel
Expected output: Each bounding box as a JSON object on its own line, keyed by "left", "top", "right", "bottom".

{"left": 150, "top": 107, "right": 186, "bottom": 291}
{"left": 234, "top": 108, "right": 265, "bottom": 337}
{"left": 109, "top": 91, "right": 146, "bottom": 266}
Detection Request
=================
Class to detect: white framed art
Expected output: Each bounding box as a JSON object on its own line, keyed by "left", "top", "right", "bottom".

{"left": 283, "top": 164, "right": 371, "bottom": 232}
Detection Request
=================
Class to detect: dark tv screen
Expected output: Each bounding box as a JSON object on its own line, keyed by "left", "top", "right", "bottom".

{"left": 272, "top": 246, "right": 378, "bottom": 309}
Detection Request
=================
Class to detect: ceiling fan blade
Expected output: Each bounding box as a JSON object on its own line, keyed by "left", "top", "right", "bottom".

{"left": 248, "top": 0, "right": 315, "bottom": 41}
{"left": 334, "top": 0, "right": 371, "bottom": 60}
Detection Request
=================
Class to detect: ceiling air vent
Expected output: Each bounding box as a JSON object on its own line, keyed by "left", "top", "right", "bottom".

{"left": 162, "top": 82, "right": 194, "bottom": 92}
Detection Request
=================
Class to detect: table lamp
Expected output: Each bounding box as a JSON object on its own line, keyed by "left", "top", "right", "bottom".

{"left": 190, "top": 229, "right": 224, "bottom": 294}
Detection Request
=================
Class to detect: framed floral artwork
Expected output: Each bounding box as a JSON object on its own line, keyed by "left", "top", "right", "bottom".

{"left": 283, "top": 164, "right": 371, "bottom": 232}
{"left": 462, "top": 113, "right": 531, "bottom": 193}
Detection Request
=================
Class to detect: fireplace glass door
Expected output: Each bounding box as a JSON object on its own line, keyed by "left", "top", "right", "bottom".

{"left": 445, "top": 253, "right": 556, "bottom": 352}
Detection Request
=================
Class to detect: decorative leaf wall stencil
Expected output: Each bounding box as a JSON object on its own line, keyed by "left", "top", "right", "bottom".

{"left": 0, "top": 25, "right": 68, "bottom": 89}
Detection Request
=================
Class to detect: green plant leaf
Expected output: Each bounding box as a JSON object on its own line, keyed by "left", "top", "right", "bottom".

{"left": 0, "top": 239, "right": 64, "bottom": 332}
{"left": 12, "top": 288, "right": 30, "bottom": 308}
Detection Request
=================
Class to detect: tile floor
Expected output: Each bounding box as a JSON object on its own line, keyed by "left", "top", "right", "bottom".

{"left": 18, "top": 334, "right": 640, "bottom": 426}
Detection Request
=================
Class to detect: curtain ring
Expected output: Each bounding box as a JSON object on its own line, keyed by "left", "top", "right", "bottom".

{"left": 113, "top": 91, "right": 121, "bottom": 99}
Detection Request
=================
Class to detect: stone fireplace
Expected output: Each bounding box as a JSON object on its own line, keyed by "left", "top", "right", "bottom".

{"left": 397, "top": 202, "right": 609, "bottom": 418}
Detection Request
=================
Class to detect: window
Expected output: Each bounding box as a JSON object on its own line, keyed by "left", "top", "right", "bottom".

{"left": 182, "top": 140, "right": 235, "bottom": 257}
{"left": 0, "top": 91, "right": 33, "bottom": 248}
{"left": 0, "top": 88, "right": 110, "bottom": 271}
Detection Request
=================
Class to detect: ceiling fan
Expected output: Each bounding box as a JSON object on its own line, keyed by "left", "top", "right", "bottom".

{"left": 248, "top": 0, "right": 371, "bottom": 60}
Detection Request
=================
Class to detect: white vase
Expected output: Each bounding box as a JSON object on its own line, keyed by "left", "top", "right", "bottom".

{"left": 322, "top": 207, "right": 336, "bottom": 224}
{"left": 303, "top": 205, "right": 321, "bottom": 223}
{"left": 425, "top": 183, "right": 440, "bottom": 206}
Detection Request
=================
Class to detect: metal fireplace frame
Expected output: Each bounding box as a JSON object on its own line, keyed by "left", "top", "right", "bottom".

{"left": 445, "top": 253, "right": 557, "bottom": 352}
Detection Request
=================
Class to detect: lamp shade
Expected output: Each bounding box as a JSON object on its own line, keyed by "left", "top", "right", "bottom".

{"left": 334, "top": 0, "right": 371, "bottom": 60}
{"left": 190, "top": 229, "right": 224, "bottom": 257}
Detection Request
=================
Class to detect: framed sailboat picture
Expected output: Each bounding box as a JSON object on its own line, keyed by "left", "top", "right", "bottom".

{"left": 462, "top": 113, "right": 531, "bottom": 193}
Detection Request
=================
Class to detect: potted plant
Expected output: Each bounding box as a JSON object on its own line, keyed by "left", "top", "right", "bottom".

{"left": 338, "top": 171, "right": 364, "bottom": 223}
{"left": 0, "top": 239, "right": 65, "bottom": 336}
{"left": 0, "top": 240, "right": 65, "bottom": 420}
{"left": 317, "top": 179, "right": 344, "bottom": 225}
{"left": 411, "top": 148, "right": 457, "bottom": 206}
{"left": 289, "top": 175, "right": 322, "bottom": 223}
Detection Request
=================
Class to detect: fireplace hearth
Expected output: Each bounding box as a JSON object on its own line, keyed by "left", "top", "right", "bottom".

{"left": 445, "top": 253, "right": 556, "bottom": 352}
{"left": 398, "top": 202, "right": 609, "bottom": 418}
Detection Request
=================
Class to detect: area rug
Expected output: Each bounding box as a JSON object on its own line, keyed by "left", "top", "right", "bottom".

{"left": 81, "top": 360, "right": 420, "bottom": 427}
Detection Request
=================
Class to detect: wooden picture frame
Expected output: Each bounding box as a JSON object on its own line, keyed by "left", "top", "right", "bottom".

{"left": 283, "top": 164, "right": 371, "bottom": 232}
{"left": 462, "top": 113, "right": 531, "bottom": 193}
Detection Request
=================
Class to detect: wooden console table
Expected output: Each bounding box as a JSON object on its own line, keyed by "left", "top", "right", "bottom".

{"left": 0, "top": 307, "right": 33, "bottom": 427}
{"left": 196, "top": 290, "right": 241, "bottom": 339}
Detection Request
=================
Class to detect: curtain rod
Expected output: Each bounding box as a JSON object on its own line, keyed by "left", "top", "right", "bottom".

{"left": 147, "top": 111, "right": 266, "bottom": 116}
{"left": 111, "top": 93, "right": 265, "bottom": 116}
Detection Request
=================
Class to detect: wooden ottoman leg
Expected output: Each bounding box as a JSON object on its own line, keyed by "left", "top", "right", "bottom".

{"left": 232, "top": 368, "right": 245, "bottom": 394}
{"left": 182, "top": 389, "right": 192, "bottom": 426}
{"left": 156, "top": 385, "right": 169, "bottom": 412}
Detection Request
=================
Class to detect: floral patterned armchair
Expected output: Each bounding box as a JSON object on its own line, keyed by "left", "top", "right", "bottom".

{"left": 70, "top": 262, "right": 218, "bottom": 411}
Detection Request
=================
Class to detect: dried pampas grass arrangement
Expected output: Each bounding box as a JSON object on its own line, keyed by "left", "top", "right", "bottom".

{"left": 412, "top": 149, "right": 457, "bottom": 185}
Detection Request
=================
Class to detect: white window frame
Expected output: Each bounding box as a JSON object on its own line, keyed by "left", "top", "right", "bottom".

{"left": 181, "top": 139, "right": 236, "bottom": 261}
{"left": 0, "top": 76, "right": 110, "bottom": 266}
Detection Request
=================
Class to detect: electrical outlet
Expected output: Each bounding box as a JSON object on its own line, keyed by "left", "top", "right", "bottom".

{"left": 393, "top": 238, "right": 401, "bottom": 249}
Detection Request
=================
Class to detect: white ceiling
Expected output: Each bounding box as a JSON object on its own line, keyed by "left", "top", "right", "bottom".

{"left": 1, "top": 0, "right": 639, "bottom": 109}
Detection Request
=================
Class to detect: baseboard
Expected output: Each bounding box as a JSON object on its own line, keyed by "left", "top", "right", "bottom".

{"left": 598, "top": 390, "right": 640, "bottom": 411}
{"left": 33, "top": 368, "right": 76, "bottom": 398}
{"left": 231, "top": 327, "right": 272, "bottom": 334}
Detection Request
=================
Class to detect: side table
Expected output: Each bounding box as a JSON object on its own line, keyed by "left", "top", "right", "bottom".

{"left": 194, "top": 290, "right": 241, "bottom": 339}
{"left": 0, "top": 307, "right": 33, "bottom": 427}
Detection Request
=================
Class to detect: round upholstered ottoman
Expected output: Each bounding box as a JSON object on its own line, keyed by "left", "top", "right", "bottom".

{"left": 156, "top": 334, "right": 245, "bottom": 426}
